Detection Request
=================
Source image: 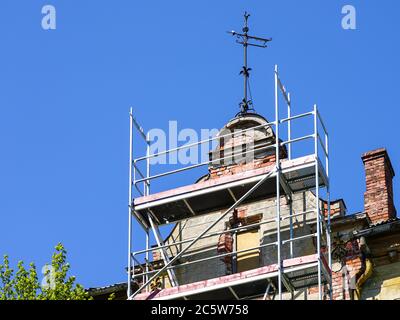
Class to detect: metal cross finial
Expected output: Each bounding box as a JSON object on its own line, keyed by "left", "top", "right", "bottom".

{"left": 243, "top": 11, "right": 250, "bottom": 33}
{"left": 228, "top": 12, "right": 272, "bottom": 115}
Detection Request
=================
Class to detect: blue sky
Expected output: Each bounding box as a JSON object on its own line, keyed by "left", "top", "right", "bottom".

{"left": 0, "top": 0, "right": 398, "bottom": 288}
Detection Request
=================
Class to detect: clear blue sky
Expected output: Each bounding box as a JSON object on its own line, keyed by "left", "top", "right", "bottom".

{"left": 0, "top": 0, "right": 398, "bottom": 288}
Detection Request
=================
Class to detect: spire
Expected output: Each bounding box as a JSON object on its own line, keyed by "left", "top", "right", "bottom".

{"left": 228, "top": 12, "right": 272, "bottom": 115}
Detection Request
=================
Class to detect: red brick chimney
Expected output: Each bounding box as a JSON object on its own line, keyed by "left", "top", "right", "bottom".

{"left": 362, "top": 148, "right": 396, "bottom": 225}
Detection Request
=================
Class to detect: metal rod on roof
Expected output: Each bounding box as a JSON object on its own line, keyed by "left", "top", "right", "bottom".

{"left": 228, "top": 12, "right": 271, "bottom": 114}
{"left": 243, "top": 12, "right": 248, "bottom": 111}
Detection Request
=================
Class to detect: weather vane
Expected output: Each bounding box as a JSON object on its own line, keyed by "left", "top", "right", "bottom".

{"left": 228, "top": 12, "right": 272, "bottom": 115}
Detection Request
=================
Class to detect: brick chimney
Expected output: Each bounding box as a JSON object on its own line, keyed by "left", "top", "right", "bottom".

{"left": 362, "top": 148, "right": 396, "bottom": 225}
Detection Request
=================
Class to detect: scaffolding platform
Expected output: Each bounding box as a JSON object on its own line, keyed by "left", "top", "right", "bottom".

{"left": 133, "top": 155, "right": 328, "bottom": 226}
{"left": 134, "top": 254, "right": 330, "bottom": 300}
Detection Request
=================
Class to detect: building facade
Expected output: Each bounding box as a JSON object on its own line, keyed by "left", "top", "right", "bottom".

{"left": 120, "top": 109, "right": 398, "bottom": 300}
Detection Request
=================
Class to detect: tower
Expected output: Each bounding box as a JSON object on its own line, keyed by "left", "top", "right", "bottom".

{"left": 127, "top": 13, "right": 332, "bottom": 300}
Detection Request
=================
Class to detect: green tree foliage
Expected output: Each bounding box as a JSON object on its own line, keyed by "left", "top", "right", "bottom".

{"left": 0, "top": 243, "right": 91, "bottom": 300}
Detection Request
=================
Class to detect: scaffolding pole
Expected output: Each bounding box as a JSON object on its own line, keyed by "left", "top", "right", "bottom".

{"left": 274, "top": 64, "right": 283, "bottom": 300}
{"left": 148, "top": 214, "right": 178, "bottom": 286}
{"left": 287, "top": 93, "right": 294, "bottom": 259}
{"left": 145, "top": 231, "right": 149, "bottom": 293}
{"left": 145, "top": 132, "right": 150, "bottom": 292}
{"left": 287, "top": 93, "right": 292, "bottom": 160}
{"left": 326, "top": 131, "right": 332, "bottom": 300}
{"left": 127, "top": 108, "right": 133, "bottom": 298}
{"left": 314, "top": 104, "right": 322, "bottom": 300}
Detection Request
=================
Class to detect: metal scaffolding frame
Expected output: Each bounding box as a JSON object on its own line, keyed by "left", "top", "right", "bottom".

{"left": 127, "top": 65, "right": 332, "bottom": 300}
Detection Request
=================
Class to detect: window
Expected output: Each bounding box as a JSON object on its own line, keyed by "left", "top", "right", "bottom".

{"left": 236, "top": 228, "right": 260, "bottom": 272}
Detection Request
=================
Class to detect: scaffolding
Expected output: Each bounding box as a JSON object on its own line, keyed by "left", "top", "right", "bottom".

{"left": 127, "top": 65, "right": 332, "bottom": 300}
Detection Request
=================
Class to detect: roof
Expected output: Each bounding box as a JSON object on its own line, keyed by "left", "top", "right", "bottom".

{"left": 353, "top": 217, "right": 400, "bottom": 238}
{"left": 330, "top": 212, "right": 368, "bottom": 226}
{"left": 87, "top": 282, "right": 127, "bottom": 296}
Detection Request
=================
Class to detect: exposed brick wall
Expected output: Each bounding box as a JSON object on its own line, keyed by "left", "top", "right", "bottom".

{"left": 209, "top": 148, "right": 287, "bottom": 180}
{"left": 217, "top": 233, "right": 233, "bottom": 274}
{"left": 362, "top": 148, "right": 396, "bottom": 225}
{"left": 330, "top": 239, "right": 363, "bottom": 300}
{"left": 331, "top": 256, "right": 362, "bottom": 300}
{"left": 322, "top": 199, "right": 346, "bottom": 218}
